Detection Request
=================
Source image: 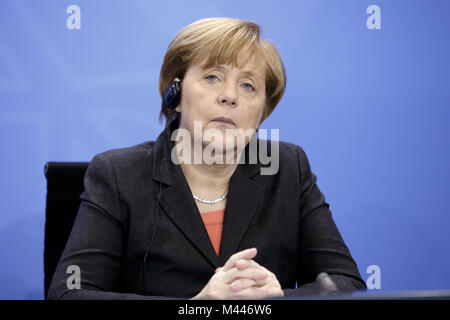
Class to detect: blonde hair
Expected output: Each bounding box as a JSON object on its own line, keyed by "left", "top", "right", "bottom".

{"left": 158, "top": 17, "right": 286, "bottom": 124}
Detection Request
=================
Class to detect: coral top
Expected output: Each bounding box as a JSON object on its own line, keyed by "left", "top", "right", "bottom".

{"left": 200, "top": 209, "right": 225, "bottom": 255}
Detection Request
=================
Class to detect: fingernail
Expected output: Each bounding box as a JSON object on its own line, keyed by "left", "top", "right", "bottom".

{"left": 260, "top": 272, "right": 268, "bottom": 279}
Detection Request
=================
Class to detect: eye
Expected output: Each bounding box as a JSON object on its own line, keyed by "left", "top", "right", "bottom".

{"left": 242, "top": 82, "right": 255, "bottom": 91}
{"left": 205, "top": 74, "right": 219, "bottom": 82}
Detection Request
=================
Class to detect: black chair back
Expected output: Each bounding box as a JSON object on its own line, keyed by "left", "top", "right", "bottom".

{"left": 43, "top": 162, "right": 89, "bottom": 298}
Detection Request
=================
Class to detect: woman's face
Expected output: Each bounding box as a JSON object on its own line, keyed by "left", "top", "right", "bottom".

{"left": 175, "top": 56, "right": 266, "bottom": 158}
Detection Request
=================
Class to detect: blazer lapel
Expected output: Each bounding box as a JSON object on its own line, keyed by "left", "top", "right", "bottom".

{"left": 151, "top": 121, "right": 222, "bottom": 268}
{"left": 157, "top": 183, "right": 222, "bottom": 268}
{"left": 218, "top": 147, "right": 266, "bottom": 264}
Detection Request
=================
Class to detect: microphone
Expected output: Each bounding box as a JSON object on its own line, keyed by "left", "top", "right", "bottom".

{"left": 316, "top": 272, "right": 338, "bottom": 294}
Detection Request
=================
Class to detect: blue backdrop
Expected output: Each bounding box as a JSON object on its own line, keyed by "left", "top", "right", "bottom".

{"left": 1, "top": 0, "right": 449, "bottom": 299}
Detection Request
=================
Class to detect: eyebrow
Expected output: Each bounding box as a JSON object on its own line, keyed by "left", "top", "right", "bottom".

{"left": 212, "top": 65, "right": 259, "bottom": 79}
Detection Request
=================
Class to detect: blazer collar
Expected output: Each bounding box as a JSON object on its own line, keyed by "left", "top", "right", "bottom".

{"left": 151, "top": 119, "right": 266, "bottom": 268}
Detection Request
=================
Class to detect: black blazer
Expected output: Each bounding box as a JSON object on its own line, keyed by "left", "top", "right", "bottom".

{"left": 47, "top": 120, "right": 366, "bottom": 299}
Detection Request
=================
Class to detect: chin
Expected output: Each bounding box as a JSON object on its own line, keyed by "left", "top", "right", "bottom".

{"left": 201, "top": 135, "right": 239, "bottom": 164}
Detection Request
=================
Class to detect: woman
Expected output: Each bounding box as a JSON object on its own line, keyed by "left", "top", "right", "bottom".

{"left": 47, "top": 17, "right": 366, "bottom": 299}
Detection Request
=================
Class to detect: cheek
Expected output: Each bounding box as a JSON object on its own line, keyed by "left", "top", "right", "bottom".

{"left": 239, "top": 102, "right": 265, "bottom": 128}
{"left": 179, "top": 86, "right": 214, "bottom": 133}
{"left": 181, "top": 83, "right": 213, "bottom": 115}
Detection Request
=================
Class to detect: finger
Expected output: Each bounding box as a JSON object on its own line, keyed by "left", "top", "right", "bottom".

{"left": 222, "top": 266, "right": 268, "bottom": 284}
{"left": 235, "top": 259, "right": 249, "bottom": 270}
{"left": 227, "top": 286, "right": 269, "bottom": 300}
{"left": 235, "top": 259, "right": 268, "bottom": 272}
{"left": 238, "top": 260, "right": 277, "bottom": 281}
{"left": 215, "top": 267, "right": 222, "bottom": 273}
{"left": 222, "top": 248, "right": 257, "bottom": 272}
{"left": 242, "top": 259, "right": 270, "bottom": 273}
{"left": 229, "top": 278, "right": 257, "bottom": 292}
{"left": 233, "top": 260, "right": 282, "bottom": 296}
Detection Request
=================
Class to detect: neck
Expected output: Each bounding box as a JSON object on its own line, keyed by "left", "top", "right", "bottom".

{"left": 171, "top": 125, "right": 245, "bottom": 199}
{"left": 179, "top": 157, "right": 238, "bottom": 198}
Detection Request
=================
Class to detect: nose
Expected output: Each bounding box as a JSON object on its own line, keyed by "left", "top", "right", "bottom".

{"left": 217, "top": 80, "right": 237, "bottom": 107}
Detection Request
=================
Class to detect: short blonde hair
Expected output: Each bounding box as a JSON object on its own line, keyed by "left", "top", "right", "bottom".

{"left": 158, "top": 17, "right": 286, "bottom": 124}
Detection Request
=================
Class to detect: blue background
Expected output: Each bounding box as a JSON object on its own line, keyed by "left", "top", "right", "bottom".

{"left": 1, "top": 0, "right": 449, "bottom": 299}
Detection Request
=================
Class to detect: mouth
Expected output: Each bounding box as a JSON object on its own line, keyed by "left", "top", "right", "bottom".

{"left": 211, "top": 117, "right": 236, "bottom": 127}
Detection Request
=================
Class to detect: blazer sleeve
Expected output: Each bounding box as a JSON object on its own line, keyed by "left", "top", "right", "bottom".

{"left": 283, "top": 147, "right": 367, "bottom": 297}
{"left": 46, "top": 153, "right": 179, "bottom": 300}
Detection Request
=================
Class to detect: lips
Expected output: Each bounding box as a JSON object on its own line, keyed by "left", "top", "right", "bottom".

{"left": 211, "top": 117, "right": 236, "bottom": 127}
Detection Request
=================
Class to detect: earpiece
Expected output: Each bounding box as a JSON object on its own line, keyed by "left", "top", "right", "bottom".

{"left": 164, "top": 79, "right": 181, "bottom": 110}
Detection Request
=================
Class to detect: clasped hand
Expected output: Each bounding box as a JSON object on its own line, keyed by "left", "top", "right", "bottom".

{"left": 192, "top": 248, "right": 284, "bottom": 299}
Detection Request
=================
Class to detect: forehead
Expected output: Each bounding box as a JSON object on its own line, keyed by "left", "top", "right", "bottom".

{"left": 194, "top": 53, "right": 266, "bottom": 80}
